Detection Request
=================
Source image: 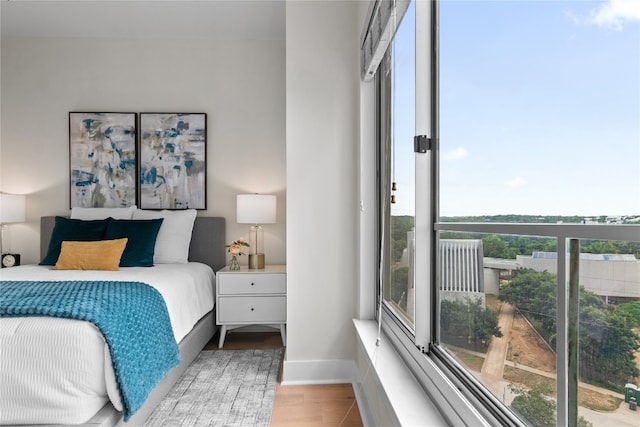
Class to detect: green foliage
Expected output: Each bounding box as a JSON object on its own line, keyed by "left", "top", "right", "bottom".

{"left": 509, "top": 384, "right": 556, "bottom": 427}
{"left": 509, "top": 384, "right": 593, "bottom": 427}
{"left": 578, "top": 417, "right": 594, "bottom": 427}
{"left": 390, "top": 216, "right": 414, "bottom": 262}
{"left": 440, "top": 297, "right": 502, "bottom": 351}
{"left": 606, "top": 240, "right": 640, "bottom": 259}
{"left": 581, "top": 308, "right": 640, "bottom": 385}
{"left": 499, "top": 269, "right": 557, "bottom": 336}
{"left": 616, "top": 302, "right": 640, "bottom": 329}
{"left": 482, "top": 235, "right": 519, "bottom": 259}
{"left": 499, "top": 268, "right": 640, "bottom": 387}
{"left": 582, "top": 240, "right": 619, "bottom": 254}
{"left": 581, "top": 239, "right": 640, "bottom": 259}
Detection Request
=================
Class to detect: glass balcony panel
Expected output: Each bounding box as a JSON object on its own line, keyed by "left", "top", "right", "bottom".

{"left": 576, "top": 239, "right": 640, "bottom": 426}
{"left": 438, "top": 231, "right": 558, "bottom": 427}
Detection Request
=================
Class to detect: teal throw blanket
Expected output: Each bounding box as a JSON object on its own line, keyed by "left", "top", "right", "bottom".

{"left": 0, "top": 280, "right": 181, "bottom": 420}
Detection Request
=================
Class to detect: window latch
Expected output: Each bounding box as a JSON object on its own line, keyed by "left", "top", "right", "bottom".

{"left": 414, "top": 135, "right": 431, "bottom": 153}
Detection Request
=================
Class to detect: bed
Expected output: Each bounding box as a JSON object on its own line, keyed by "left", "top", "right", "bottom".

{"left": 0, "top": 212, "right": 226, "bottom": 426}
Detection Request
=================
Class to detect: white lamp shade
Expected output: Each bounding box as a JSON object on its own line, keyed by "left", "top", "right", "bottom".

{"left": 0, "top": 194, "right": 26, "bottom": 223}
{"left": 237, "top": 194, "right": 276, "bottom": 224}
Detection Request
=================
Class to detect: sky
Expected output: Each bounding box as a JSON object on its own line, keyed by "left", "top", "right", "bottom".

{"left": 390, "top": 0, "right": 640, "bottom": 218}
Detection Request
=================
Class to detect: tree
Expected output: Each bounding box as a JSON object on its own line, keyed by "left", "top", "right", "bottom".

{"left": 509, "top": 384, "right": 556, "bottom": 427}
{"left": 509, "top": 384, "right": 593, "bottom": 427}
{"left": 615, "top": 301, "right": 640, "bottom": 328}
{"left": 580, "top": 308, "right": 640, "bottom": 386}
{"left": 498, "top": 269, "right": 556, "bottom": 323}
{"left": 482, "top": 235, "right": 518, "bottom": 259}
{"left": 582, "top": 240, "right": 619, "bottom": 254}
{"left": 440, "top": 297, "right": 502, "bottom": 351}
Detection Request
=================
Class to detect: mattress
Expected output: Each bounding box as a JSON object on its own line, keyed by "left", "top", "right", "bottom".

{"left": 0, "top": 263, "right": 215, "bottom": 424}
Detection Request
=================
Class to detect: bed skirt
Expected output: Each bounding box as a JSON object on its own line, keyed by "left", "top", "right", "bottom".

{"left": 3, "top": 310, "right": 216, "bottom": 427}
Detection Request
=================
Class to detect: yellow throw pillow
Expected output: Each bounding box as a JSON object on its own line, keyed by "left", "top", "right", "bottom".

{"left": 53, "top": 238, "right": 128, "bottom": 271}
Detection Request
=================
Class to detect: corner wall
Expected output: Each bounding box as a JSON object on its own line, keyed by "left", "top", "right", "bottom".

{"left": 284, "top": 0, "right": 361, "bottom": 377}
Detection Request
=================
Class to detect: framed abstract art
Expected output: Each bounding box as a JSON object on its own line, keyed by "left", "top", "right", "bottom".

{"left": 69, "top": 112, "right": 137, "bottom": 208}
{"left": 139, "top": 113, "right": 207, "bottom": 210}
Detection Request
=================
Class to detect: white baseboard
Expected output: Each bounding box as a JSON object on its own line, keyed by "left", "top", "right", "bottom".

{"left": 281, "top": 358, "right": 375, "bottom": 427}
{"left": 279, "top": 321, "right": 449, "bottom": 427}
{"left": 281, "top": 359, "right": 358, "bottom": 385}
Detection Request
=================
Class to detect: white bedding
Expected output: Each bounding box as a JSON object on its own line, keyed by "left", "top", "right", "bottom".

{"left": 0, "top": 263, "right": 215, "bottom": 424}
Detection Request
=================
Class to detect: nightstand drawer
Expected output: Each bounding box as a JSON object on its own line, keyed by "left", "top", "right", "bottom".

{"left": 218, "top": 296, "right": 286, "bottom": 323}
{"left": 218, "top": 273, "right": 286, "bottom": 295}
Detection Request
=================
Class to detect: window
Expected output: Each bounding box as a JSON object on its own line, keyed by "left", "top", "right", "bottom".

{"left": 375, "top": 1, "right": 640, "bottom": 426}
{"left": 380, "top": 0, "right": 416, "bottom": 330}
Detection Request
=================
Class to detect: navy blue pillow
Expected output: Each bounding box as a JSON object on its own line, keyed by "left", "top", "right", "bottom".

{"left": 104, "top": 218, "right": 164, "bottom": 267}
{"left": 40, "top": 216, "right": 109, "bottom": 265}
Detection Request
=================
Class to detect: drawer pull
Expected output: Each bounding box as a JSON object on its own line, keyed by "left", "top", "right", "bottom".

{"left": 251, "top": 282, "right": 255, "bottom": 286}
{"left": 251, "top": 308, "right": 255, "bottom": 311}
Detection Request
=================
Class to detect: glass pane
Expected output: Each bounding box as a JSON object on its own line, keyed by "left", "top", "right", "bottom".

{"left": 439, "top": 0, "right": 640, "bottom": 221}
{"left": 382, "top": 2, "right": 416, "bottom": 328}
{"left": 438, "top": 232, "right": 557, "bottom": 427}
{"left": 439, "top": 0, "right": 639, "bottom": 423}
{"left": 577, "top": 238, "right": 640, "bottom": 427}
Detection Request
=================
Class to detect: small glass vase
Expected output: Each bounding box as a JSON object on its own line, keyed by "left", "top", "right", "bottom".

{"left": 229, "top": 255, "right": 240, "bottom": 271}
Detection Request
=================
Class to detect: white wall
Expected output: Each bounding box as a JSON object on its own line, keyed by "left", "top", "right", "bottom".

{"left": 0, "top": 36, "right": 286, "bottom": 265}
{"left": 284, "top": 0, "right": 361, "bottom": 377}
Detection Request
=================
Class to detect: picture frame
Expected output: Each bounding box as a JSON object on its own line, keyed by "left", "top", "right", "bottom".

{"left": 69, "top": 112, "right": 137, "bottom": 208}
{"left": 139, "top": 113, "right": 207, "bottom": 210}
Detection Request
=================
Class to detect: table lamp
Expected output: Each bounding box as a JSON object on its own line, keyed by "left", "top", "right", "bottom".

{"left": 237, "top": 194, "right": 276, "bottom": 269}
{"left": 0, "top": 193, "right": 26, "bottom": 267}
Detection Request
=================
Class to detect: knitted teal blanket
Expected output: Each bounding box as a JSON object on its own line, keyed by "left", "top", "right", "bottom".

{"left": 0, "top": 280, "right": 181, "bottom": 421}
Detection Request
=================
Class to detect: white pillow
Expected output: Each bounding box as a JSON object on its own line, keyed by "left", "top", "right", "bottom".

{"left": 71, "top": 206, "right": 136, "bottom": 220}
{"left": 132, "top": 209, "right": 197, "bottom": 264}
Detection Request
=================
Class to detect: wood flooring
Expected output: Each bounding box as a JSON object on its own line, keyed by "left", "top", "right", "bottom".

{"left": 205, "top": 331, "right": 364, "bottom": 427}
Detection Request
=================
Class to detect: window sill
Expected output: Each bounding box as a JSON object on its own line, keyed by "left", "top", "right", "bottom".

{"left": 353, "top": 319, "right": 449, "bottom": 427}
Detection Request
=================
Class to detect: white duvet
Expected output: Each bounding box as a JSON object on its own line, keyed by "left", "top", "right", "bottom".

{"left": 0, "top": 263, "right": 215, "bottom": 424}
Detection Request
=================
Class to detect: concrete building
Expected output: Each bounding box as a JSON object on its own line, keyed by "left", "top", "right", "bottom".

{"left": 440, "top": 239, "right": 486, "bottom": 305}
{"left": 517, "top": 252, "right": 640, "bottom": 302}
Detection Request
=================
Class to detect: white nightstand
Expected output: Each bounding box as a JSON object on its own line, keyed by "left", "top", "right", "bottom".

{"left": 215, "top": 264, "right": 286, "bottom": 348}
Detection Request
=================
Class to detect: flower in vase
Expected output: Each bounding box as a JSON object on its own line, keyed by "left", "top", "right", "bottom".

{"left": 226, "top": 238, "right": 250, "bottom": 256}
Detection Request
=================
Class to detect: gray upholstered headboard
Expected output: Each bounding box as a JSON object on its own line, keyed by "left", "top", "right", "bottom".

{"left": 40, "top": 216, "right": 227, "bottom": 272}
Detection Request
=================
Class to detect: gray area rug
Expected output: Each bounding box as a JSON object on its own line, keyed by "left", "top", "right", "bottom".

{"left": 145, "top": 349, "right": 283, "bottom": 427}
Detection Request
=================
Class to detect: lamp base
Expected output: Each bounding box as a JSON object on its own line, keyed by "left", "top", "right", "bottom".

{"left": 248, "top": 253, "right": 265, "bottom": 269}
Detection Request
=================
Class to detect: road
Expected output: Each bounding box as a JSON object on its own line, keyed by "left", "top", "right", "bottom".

{"left": 480, "top": 302, "right": 515, "bottom": 397}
